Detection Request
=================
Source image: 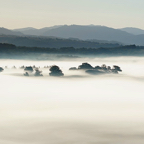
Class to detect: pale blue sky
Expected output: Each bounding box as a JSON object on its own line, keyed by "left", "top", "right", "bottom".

{"left": 0, "top": 0, "right": 144, "bottom": 29}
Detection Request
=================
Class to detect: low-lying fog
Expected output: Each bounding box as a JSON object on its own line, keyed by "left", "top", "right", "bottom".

{"left": 0, "top": 56, "right": 144, "bottom": 144}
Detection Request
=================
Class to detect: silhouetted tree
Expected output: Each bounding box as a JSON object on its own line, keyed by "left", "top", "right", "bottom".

{"left": 78, "top": 63, "right": 94, "bottom": 70}
{"left": 24, "top": 66, "right": 33, "bottom": 72}
{"left": 0, "top": 67, "right": 4, "bottom": 72}
{"left": 107, "top": 66, "right": 111, "bottom": 70}
{"left": 24, "top": 72, "right": 29, "bottom": 76}
{"left": 112, "top": 65, "right": 122, "bottom": 74}
{"left": 34, "top": 69, "right": 43, "bottom": 76}
{"left": 101, "top": 64, "right": 107, "bottom": 71}
{"left": 69, "top": 67, "right": 77, "bottom": 70}
{"left": 86, "top": 69, "right": 104, "bottom": 75}
{"left": 113, "top": 65, "right": 122, "bottom": 71}
{"left": 33, "top": 65, "right": 36, "bottom": 68}
{"left": 49, "top": 65, "right": 64, "bottom": 76}
{"left": 94, "top": 66, "right": 102, "bottom": 70}
{"left": 86, "top": 64, "right": 122, "bottom": 75}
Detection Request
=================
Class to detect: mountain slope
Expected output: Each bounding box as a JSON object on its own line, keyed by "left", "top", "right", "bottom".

{"left": 42, "top": 25, "right": 131, "bottom": 39}
{"left": 8, "top": 25, "right": 144, "bottom": 46}
{"left": 0, "top": 27, "right": 23, "bottom": 36}
{"left": 120, "top": 27, "right": 144, "bottom": 35}
{"left": 41, "top": 25, "right": 144, "bottom": 45}
{"left": 13, "top": 25, "right": 62, "bottom": 35}
{"left": 0, "top": 35, "right": 120, "bottom": 48}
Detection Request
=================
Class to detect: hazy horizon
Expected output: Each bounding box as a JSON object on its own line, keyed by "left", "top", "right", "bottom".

{"left": 9, "top": 24, "right": 144, "bottom": 31}
{"left": 1, "top": 0, "right": 144, "bottom": 29}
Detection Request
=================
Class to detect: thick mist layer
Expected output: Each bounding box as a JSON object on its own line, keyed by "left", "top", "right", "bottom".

{"left": 0, "top": 57, "right": 144, "bottom": 144}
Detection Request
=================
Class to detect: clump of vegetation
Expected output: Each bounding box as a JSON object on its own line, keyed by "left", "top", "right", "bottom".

{"left": 0, "top": 67, "right": 4, "bottom": 72}
{"left": 20, "top": 65, "right": 25, "bottom": 69}
{"left": 78, "top": 63, "right": 94, "bottom": 70}
{"left": 85, "top": 63, "right": 122, "bottom": 75}
{"left": 24, "top": 66, "right": 33, "bottom": 72}
{"left": 24, "top": 72, "right": 29, "bottom": 76}
{"left": 49, "top": 65, "right": 64, "bottom": 76}
{"left": 69, "top": 67, "right": 77, "bottom": 70}
{"left": 0, "top": 63, "right": 122, "bottom": 77}
{"left": 34, "top": 68, "right": 43, "bottom": 76}
{"left": 111, "top": 65, "right": 122, "bottom": 74}
{"left": 72, "top": 62, "right": 122, "bottom": 75}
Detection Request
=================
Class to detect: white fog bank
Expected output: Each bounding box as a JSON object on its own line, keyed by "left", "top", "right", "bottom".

{"left": 0, "top": 56, "right": 144, "bottom": 144}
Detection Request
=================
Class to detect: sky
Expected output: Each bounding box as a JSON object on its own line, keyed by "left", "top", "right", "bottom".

{"left": 0, "top": 0, "right": 144, "bottom": 29}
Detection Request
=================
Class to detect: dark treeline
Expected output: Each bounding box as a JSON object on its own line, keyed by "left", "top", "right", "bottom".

{"left": 0, "top": 43, "right": 144, "bottom": 56}
{"left": 0, "top": 35, "right": 120, "bottom": 48}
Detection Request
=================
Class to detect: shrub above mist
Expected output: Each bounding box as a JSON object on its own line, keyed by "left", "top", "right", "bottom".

{"left": 71, "top": 63, "right": 122, "bottom": 75}
{"left": 69, "top": 67, "right": 77, "bottom": 70}
{"left": 49, "top": 65, "right": 64, "bottom": 77}
{"left": 78, "top": 63, "right": 94, "bottom": 70}
{"left": 0, "top": 67, "right": 4, "bottom": 72}
{"left": 86, "top": 64, "right": 122, "bottom": 75}
{"left": 34, "top": 69, "right": 43, "bottom": 76}
{"left": 24, "top": 66, "right": 33, "bottom": 72}
{"left": 24, "top": 72, "right": 29, "bottom": 76}
{"left": 1, "top": 63, "right": 122, "bottom": 77}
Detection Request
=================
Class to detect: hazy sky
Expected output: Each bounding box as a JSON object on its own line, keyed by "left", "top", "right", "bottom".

{"left": 0, "top": 0, "right": 144, "bottom": 29}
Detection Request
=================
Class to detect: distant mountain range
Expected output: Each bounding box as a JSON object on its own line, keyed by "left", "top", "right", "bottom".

{"left": 0, "top": 25, "right": 144, "bottom": 46}
{"left": 13, "top": 25, "right": 62, "bottom": 36}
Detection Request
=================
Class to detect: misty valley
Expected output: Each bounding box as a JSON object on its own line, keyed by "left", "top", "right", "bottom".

{"left": 0, "top": 29, "right": 144, "bottom": 144}
{"left": 1, "top": 23, "right": 144, "bottom": 144}
{"left": 1, "top": 0, "right": 144, "bottom": 143}
{"left": 0, "top": 57, "right": 144, "bottom": 144}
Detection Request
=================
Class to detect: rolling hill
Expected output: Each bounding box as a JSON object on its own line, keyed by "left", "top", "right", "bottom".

{"left": 12, "top": 25, "right": 144, "bottom": 46}
{"left": 0, "top": 27, "right": 23, "bottom": 36}
{"left": 120, "top": 27, "right": 144, "bottom": 35}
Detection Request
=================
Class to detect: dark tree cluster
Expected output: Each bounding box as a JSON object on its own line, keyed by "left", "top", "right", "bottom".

{"left": 49, "top": 65, "right": 64, "bottom": 76}
{"left": 0, "top": 67, "right": 4, "bottom": 72}
{"left": 69, "top": 67, "right": 77, "bottom": 70}
{"left": 0, "top": 63, "right": 122, "bottom": 77}
{"left": 24, "top": 66, "right": 33, "bottom": 76}
{"left": 34, "top": 68, "right": 43, "bottom": 76}
{"left": 23, "top": 65, "right": 64, "bottom": 77}
{"left": 69, "top": 62, "right": 122, "bottom": 75}
{"left": 23, "top": 66, "right": 43, "bottom": 77}
{"left": 24, "top": 72, "right": 29, "bottom": 76}
{"left": 24, "top": 66, "right": 33, "bottom": 72}
{"left": 78, "top": 63, "right": 94, "bottom": 70}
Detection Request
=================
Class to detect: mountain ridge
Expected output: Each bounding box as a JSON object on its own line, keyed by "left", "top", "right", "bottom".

{"left": 12, "top": 25, "right": 144, "bottom": 45}
{"left": 1, "top": 25, "right": 144, "bottom": 46}
{"left": 0, "top": 27, "right": 23, "bottom": 36}
{"left": 120, "top": 27, "right": 144, "bottom": 35}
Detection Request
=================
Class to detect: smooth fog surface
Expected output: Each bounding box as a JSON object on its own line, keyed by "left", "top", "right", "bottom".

{"left": 0, "top": 57, "right": 144, "bottom": 144}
